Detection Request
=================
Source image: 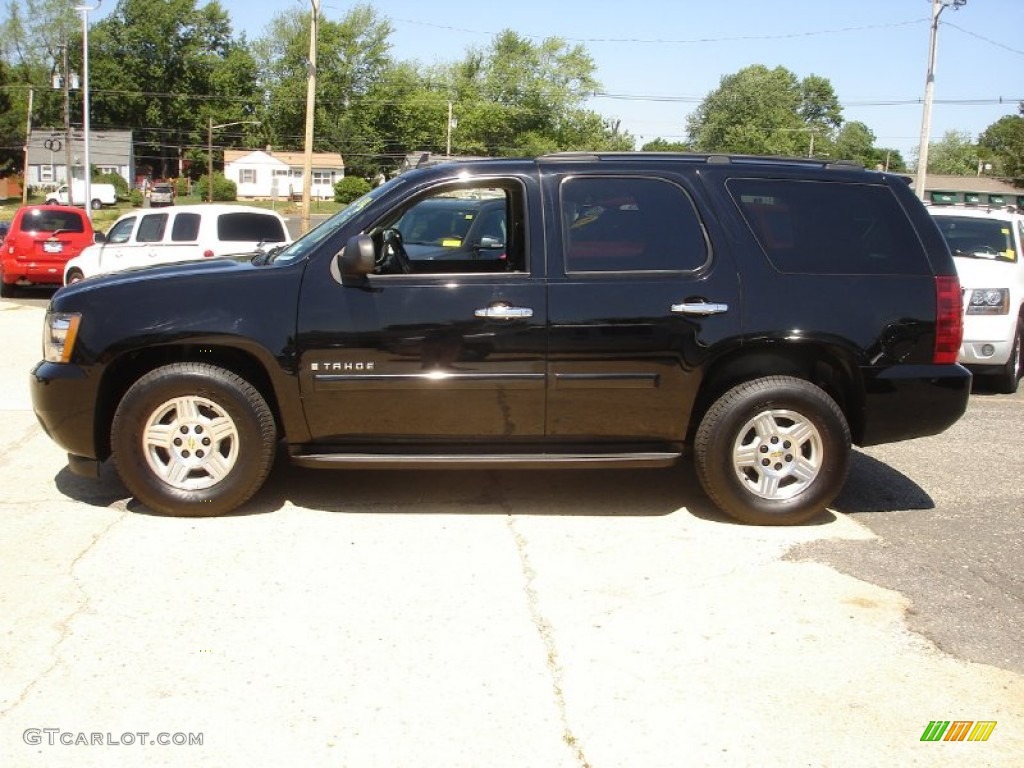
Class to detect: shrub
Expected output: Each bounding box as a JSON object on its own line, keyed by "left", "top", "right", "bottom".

{"left": 196, "top": 173, "right": 237, "bottom": 202}
{"left": 174, "top": 177, "right": 190, "bottom": 197}
{"left": 334, "top": 176, "right": 371, "bottom": 204}
{"left": 94, "top": 171, "right": 129, "bottom": 200}
{"left": 129, "top": 188, "right": 144, "bottom": 207}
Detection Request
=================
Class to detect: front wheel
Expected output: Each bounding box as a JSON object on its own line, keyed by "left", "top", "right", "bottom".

{"left": 65, "top": 268, "right": 85, "bottom": 285}
{"left": 90, "top": 198, "right": 102, "bottom": 210}
{"left": 111, "top": 363, "right": 276, "bottom": 517}
{"left": 694, "top": 376, "right": 851, "bottom": 526}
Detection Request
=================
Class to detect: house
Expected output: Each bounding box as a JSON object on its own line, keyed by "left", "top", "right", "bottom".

{"left": 25, "top": 129, "right": 133, "bottom": 191}
{"left": 224, "top": 149, "right": 344, "bottom": 201}
{"left": 908, "top": 173, "right": 1024, "bottom": 209}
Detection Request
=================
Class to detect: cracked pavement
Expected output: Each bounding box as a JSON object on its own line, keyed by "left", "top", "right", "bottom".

{"left": 2, "top": 302, "right": 1022, "bottom": 767}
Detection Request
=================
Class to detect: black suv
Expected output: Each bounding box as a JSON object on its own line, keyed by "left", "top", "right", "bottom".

{"left": 30, "top": 153, "right": 970, "bottom": 525}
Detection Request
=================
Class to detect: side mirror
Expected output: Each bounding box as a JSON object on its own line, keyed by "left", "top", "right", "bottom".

{"left": 338, "top": 234, "right": 376, "bottom": 284}
{"left": 93, "top": 232, "right": 106, "bottom": 244}
{"left": 478, "top": 236, "right": 504, "bottom": 249}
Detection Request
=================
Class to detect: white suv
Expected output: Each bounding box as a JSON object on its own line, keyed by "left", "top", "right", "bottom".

{"left": 64, "top": 204, "right": 291, "bottom": 284}
{"left": 930, "top": 205, "right": 1024, "bottom": 393}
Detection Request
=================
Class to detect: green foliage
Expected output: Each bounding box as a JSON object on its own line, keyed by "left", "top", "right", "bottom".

{"left": 686, "top": 65, "right": 842, "bottom": 157}
{"left": 925, "top": 130, "right": 978, "bottom": 176}
{"left": 641, "top": 138, "right": 691, "bottom": 152}
{"left": 94, "top": 170, "right": 129, "bottom": 199}
{"left": 979, "top": 112, "right": 1024, "bottom": 186}
{"left": 196, "top": 172, "right": 236, "bottom": 202}
{"left": 175, "top": 177, "right": 191, "bottom": 197}
{"left": 333, "top": 175, "right": 371, "bottom": 204}
{"left": 129, "top": 188, "right": 144, "bottom": 207}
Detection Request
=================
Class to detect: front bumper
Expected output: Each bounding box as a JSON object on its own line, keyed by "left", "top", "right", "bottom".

{"left": 30, "top": 361, "right": 102, "bottom": 460}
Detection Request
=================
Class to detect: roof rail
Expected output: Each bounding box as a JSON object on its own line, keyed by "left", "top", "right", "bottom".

{"left": 537, "top": 150, "right": 867, "bottom": 170}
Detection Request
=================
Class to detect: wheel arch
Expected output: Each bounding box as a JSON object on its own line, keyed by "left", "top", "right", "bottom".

{"left": 93, "top": 341, "right": 295, "bottom": 461}
{"left": 689, "top": 341, "right": 865, "bottom": 444}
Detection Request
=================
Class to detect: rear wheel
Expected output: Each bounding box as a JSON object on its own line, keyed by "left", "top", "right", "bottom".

{"left": 111, "top": 363, "right": 276, "bottom": 517}
{"left": 90, "top": 198, "right": 102, "bottom": 210}
{"left": 694, "top": 376, "right": 851, "bottom": 526}
{"left": 990, "top": 322, "right": 1022, "bottom": 395}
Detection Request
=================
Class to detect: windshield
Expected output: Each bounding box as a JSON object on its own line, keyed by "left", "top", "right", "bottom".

{"left": 272, "top": 176, "right": 405, "bottom": 265}
{"left": 933, "top": 215, "right": 1018, "bottom": 263}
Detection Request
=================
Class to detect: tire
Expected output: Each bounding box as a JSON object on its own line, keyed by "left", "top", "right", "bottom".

{"left": 90, "top": 198, "right": 102, "bottom": 210}
{"left": 111, "top": 363, "right": 276, "bottom": 517}
{"left": 65, "top": 268, "right": 84, "bottom": 286}
{"left": 694, "top": 376, "right": 851, "bottom": 526}
{"left": 990, "top": 322, "right": 1022, "bottom": 395}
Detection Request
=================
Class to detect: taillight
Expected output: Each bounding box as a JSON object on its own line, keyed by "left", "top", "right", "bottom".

{"left": 203, "top": 249, "right": 215, "bottom": 258}
{"left": 934, "top": 275, "right": 963, "bottom": 365}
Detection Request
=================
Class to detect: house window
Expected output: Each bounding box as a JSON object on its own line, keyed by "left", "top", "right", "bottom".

{"left": 240, "top": 169, "right": 257, "bottom": 184}
{"left": 40, "top": 165, "right": 54, "bottom": 182}
{"left": 312, "top": 170, "right": 332, "bottom": 186}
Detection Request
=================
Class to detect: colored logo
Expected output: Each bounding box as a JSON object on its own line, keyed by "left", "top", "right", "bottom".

{"left": 920, "top": 720, "right": 997, "bottom": 742}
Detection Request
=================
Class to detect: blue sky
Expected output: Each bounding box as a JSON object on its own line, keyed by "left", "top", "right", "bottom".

{"left": 99, "top": 0, "right": 1024, "bottom": 161}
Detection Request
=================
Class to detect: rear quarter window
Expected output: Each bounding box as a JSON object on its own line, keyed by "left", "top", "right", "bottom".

{"left": 217, "top": 213, "right": 287, "bottom": 243}
{"left": 728, "top": 178, "right": 930, "bottom": 275}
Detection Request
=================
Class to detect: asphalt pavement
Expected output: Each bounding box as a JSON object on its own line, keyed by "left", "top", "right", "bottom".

{"left": 1, "top": 299, "right": 1021, "bottom": 767}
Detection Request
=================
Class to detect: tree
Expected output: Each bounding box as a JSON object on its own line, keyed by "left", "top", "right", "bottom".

{"left": 923, "top": 130, "right": 978, "bottom": 176}
{"left": 440, "top": 31, "right": 631, "bottom": 157}
{"left": 686, "top": 65, "right": 842, "bottom": 157}
{"left": 86, "top": 0, "right": 260, "bottom": 179}
{"left": 253, "top": 4, "right": 393, "bottom": 178}
{"left": 0, "top": 61, "right": 20, "bottom": 175}
{"left": 641, "top": 138, "right": 690, "bottom": 152}
{"left": 978, "top": 111, "right": 1024, "bottom": 186}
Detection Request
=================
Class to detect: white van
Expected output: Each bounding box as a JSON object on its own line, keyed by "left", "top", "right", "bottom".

{"left": 64, "top": 204, "right": 291, "bottom": 284}
{"left": 929, "top": 204, "right": 1024, "bottom": 393}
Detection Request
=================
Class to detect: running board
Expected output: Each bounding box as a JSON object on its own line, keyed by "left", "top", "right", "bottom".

{"left": 289, "top": 451, "right": 681, "bottom": 471}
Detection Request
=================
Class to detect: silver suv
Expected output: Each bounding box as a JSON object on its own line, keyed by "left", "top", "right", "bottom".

{"left": 149, "top": 182, "right": 174, "bottom": 207}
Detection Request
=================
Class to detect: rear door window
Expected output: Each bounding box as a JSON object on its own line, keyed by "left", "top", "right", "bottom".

{"left": 217, "top": 213, "right": 287, "bottom": 243}
{"left": 136, "top": 213, "right": 168, "bottom": 243}
{"left": 560, "top": 176, "right": 708, "bottom": 272}
{"left": 728, "top": 178, "right": 930, "bottom": 275}
{"left": 171, "top": 213, "right": 201, "bottom": 242}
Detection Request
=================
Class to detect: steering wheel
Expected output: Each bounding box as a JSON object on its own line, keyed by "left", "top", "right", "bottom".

{"left": 381, "top": 228, "right": 412, "bottom": 274}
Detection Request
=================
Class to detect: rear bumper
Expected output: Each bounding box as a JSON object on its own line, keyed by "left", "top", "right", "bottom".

{"left": 3, "top": 259, "right": 69, "bottom": 285}
{"left": 858, "top": 363, "right": 972, "bottom": 446}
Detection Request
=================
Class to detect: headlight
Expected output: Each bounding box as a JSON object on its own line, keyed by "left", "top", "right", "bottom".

{"left": 965, "top": 288, "right": 1009, "bottom": 315}
{"left": 43, "top": 312, "right": 82, "bottom": 363}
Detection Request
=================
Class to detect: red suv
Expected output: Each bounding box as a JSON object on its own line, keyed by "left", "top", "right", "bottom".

{"left": 1, "top": 205, "right": 96, "bottom": 297}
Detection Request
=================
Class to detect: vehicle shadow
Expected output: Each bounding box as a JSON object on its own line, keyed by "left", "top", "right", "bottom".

{"left": 830, "top": 450, "right": 934, "bottom": 514}
{"left": 52, "top": 446, "right": 929, "bottom": 521}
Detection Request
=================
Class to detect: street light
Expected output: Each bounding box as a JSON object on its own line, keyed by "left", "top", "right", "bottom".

{"left": 916, "top": 0, "right": 967, "bottom": 202}
{"left": 74, "top": 0, "right": 101, "bottom": 220}
{"left": 207, "top": 118, "right": 260, "bottom": 203}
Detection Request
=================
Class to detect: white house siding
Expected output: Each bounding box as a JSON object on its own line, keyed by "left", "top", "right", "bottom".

{"left": 224, "top": 149, "right": 345, "bottom": 201}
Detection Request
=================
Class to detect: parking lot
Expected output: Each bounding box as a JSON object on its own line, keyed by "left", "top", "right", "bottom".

{"left": 1, "top": 297, "right": 1022, "bottom": 767}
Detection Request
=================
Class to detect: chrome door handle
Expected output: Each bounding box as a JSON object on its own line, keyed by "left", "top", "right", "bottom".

{"left": 474, "top": 304, "right": 534, "bottom": 319}
{"left": 671, "top": 301, "right": 729, "bottom": 316}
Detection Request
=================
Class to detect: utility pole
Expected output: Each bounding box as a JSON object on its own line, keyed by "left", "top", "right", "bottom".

{"left": 300, "top": 0, "right": 319, "bottom": 235}
{"left": 916, "top": 0, "right": 967, "bottom": 202}
{"left": 22, "top": 89, "right": 33, "bottom": 205}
